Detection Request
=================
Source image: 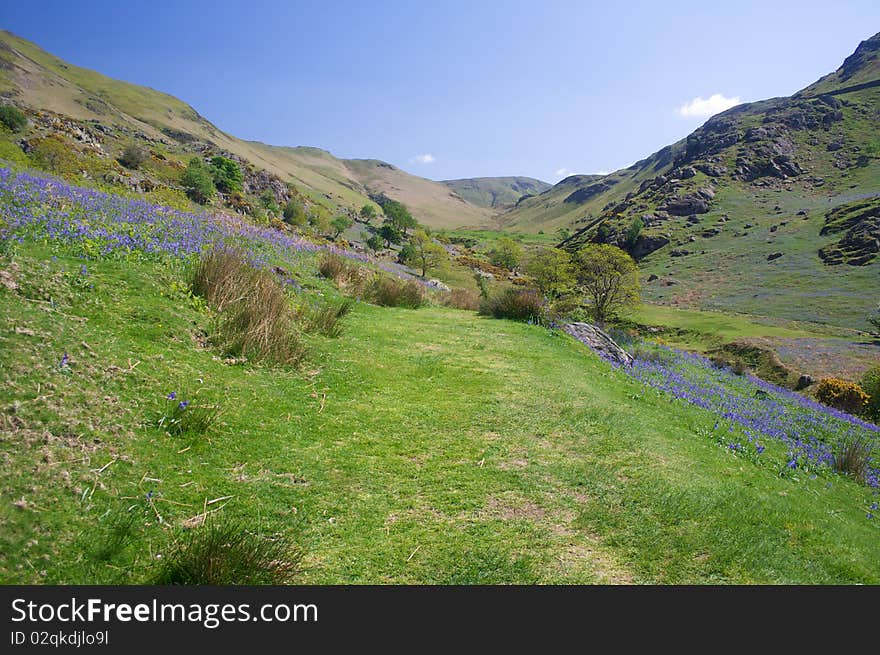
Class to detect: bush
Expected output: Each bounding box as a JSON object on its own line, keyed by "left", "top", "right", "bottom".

{"left": 118, "top": 144, "right": 148, "bottom": 169}
{"left": 209, "top": 156, "right": 244, "bottom": 194}
{"left": 479, "top": 287, "right": 546, "bottom": 322}
{"left": 833, "top": 435, "right": 875, "bottom": 484}
{"left": 815, "top": 377, "right": 869, "bottom": 415}
{"left": 181, "top": 158, "right": 216, "bottom": 204}
{"left": 0, "top": 139, "right": 29, "bottom": 166}
{"left": 152, "top": 521, "right": 303, "bottom": 585}
{"left": 0, "top": 105, "right": 27, "bottom": 132}
{"left": 298, "top": 297, "right": 354, "bottom": 338}
{"left": 283, "top": 199, "right": 308, "bottom": 226}
{"left": 488, "top": 237, "right": 523, "bottom": 271}
{"left": 191, "top": 248, "right": 306, "bottom": 365}
{"left": 860, "top": 366, "right": 880, "bottom": 421}
{"left": 29, "top": 135, "right": 79, "bottom": 177}
{"left": 367, "top": 276, "right": 425, "bottom": 308}
{"left": 317, "top": 253, "right": 368, "bottom": 292}
{"left": 443, "top": 288, "right": 481, "bottom": 311}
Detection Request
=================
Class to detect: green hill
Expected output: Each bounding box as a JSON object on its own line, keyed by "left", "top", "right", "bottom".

{"left": 0, "top": 30, "right": 494, "bottom": 229}
{"left": 441, "top": 176, "right": 552, "bottom": 209}
{"left": 500, "top": 32, "right": 880, "bottom": 329}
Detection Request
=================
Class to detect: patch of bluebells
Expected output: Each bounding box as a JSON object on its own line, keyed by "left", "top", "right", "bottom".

{"left": 0, "top": 167, "right": 426, "bottom": 284}
{"left": 600, "top": 342, "right": 879, "bottom": 488}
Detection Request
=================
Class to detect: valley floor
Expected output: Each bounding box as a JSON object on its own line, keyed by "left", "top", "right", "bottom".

{"left": 1, "top": 247, "right": 878, "bottom": 584}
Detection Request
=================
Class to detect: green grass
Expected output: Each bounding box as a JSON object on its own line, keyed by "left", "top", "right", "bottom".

{"left": 2, "top": 243, "right": 878, "bottom": 584}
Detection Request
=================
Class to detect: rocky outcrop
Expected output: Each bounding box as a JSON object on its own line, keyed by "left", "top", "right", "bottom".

{"left": 564, "top": 322, "right": 633, "bottom": 366}
{"left": 818, "top": 198, "right": 880, "bottom": 266}
{"left": 629, "top": 234, "right": 669, "bottom": 259}
{"left": 660, "top": 193, "right": 711, "bottom": 216}
{"left": 564, "top": 179, "right": 618, "bottom": 204}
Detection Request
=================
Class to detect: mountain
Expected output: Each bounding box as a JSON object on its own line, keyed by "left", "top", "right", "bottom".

{"left": 0, "top": 30, "right": 494, "bottom": 228}
{"left": 440, "top": 176, "right": 551, "bottom": 209}
{"left": 500, "top": 32, "right": 880, "bottom": 329}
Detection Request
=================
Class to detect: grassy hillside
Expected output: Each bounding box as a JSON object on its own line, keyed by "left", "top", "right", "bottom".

{"left": 0, "top": 30, "right": 495, "bottom": 228}
{"left": 1, "top": 166, "right": 879, "bottom": 584}
{"left": 441, "top": 177, "right": 551, "bottom": 209}
{"left": 499, "top": 32, "right": 880, "bottom": 330}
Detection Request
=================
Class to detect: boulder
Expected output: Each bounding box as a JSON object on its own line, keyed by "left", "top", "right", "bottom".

{"left": 564, "top": 322, "right": 633, "bottom": 367}
{"left": 767, "top": 252, "right": 784, "bottom": 261}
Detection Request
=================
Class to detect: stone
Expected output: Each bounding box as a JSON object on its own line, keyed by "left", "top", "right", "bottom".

{"left": 563, "top": 322, "right": 633, "bottom": 367}
{"left": 795, "top": 375, "right": 814, "bottom": 391}
{"left": 767, "top": 252, "right": 784, "bottom": 261}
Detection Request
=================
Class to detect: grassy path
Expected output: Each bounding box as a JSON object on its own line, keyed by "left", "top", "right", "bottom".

{"left": 1, "top": 248, "right": 878, "bottom": 583}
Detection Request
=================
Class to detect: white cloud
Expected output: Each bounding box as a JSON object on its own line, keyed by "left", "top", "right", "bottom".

{"left": 676, "top": 93, "right": 741, "bottom": 118}
{"left": 596, "top": 169, "right": 610, "bottom": 175}
{"left": 410, "top": 153, "right": 435, "bottom": 164}
{"left": 555, "top": 167, "right": 571, "bottom": 177}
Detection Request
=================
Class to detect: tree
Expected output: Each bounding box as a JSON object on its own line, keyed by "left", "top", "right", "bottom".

{"left": 379, "top": 221, "right": 402, "bottom": 248}
{"left": 488, "top": 237, "right": 523, "bottom": 271}
{"left": 572, "top": 244, "right": 640, "bottom": 324}
{"left": 282, "top": 198, "right": 308, "bottom": 226}
{"left": 181, "top": 158, "right": 216, "bottom": 204}
{"left": 526, "top": 248, "right": 575, "bottom": 299}
{"left": 382, "top": 199, "right": 417, "bottom": 234}
{"left": 209, "top": 156, "right": 243, "bottom": 194}
{"left": 0, "top": 105, "right": 27, "bottom": 132}
{"left": 360, "top": 204, "right": 377, "bottom": 222}
{"left": 118, "top": 144, "right": 148, "bottom": 170}
{"left": 366, "top": 234, "right": 384, "bottom": 252}
{"left": 330, "top": 215, "right": 353, "bottom": 238}
{"left": 403, "top": 229, "right": 447, "bottom": 277}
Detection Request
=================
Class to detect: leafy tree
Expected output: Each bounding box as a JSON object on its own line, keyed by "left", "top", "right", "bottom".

{"left": 366, "top": 234, "right": 384, "bottom": 252}
{"left": 282, "top": 198, "right": 308, "bottom": 226}
{"left": 209, "top": 156, "right": 244, "bottom": 194}
{"left": 379, "top": 221, "right": 402, "bottom": 248}
{"left": 118, "top": 144, "right": 148, "bottom": 170}
{"left": 403, "top": 229, "right": 447, "bottom": 277}
{"left": 382, "top": 199, "right": 417, "bottom": 234}
{"left": 330, "top": 215, "right": 353, "bottom": 238}
{"left": 526, "top": 248, "right": 575, "bottom": 299}
{"left": 29, "top": 136, "right": 78, "bottom": 177}
{"left": 360, "top": 204, "right": 377, "bottom": 222}
{"left": 488, "top": 237, "right": 524, "bottom": 271}
{"left": 625, "top": 217, "right": 644, "bottom": 249}
{"left": 0, "top": 105, "right": 27, "bottom": 132}
{"left": 572, "top": 244, "right": 640, "bottom": 324}
{"left": 555, "top": 227, "right": 571, "bottom": 242}
{"left": 181, "top": 158, "right": 216, "bottom": 204}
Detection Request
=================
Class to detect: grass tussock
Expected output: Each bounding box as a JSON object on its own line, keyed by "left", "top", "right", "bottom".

{"left": 367, "top": 276, "right": 425, "bottom": 308}
{"left": 479, "top": 287, "right": 545, "bottom": 322}
{"left": 191, "top": 247, "right": 307, "bottom": 365}
{"left": 298, "top": 296, "right": 354, "bottom": 338}
{"left": 833, "top": 435, "right": 875, "bottom": 483}
{"left": 443, "top": 288, "right": 481, "bottom": 311}
{"left": 318, "top": 253, "right": 370, "bottom": 293}
{"left": 152, "top": 521, "right": 303, "bottom": 585}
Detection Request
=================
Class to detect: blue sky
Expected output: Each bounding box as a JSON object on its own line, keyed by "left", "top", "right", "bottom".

{"left": 3, "top": 1, "right": 879, "bottom": 182}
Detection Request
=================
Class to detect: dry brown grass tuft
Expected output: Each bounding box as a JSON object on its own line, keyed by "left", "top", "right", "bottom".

{"left": 191, "top": 248, "right": 307, "bottom": 366}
